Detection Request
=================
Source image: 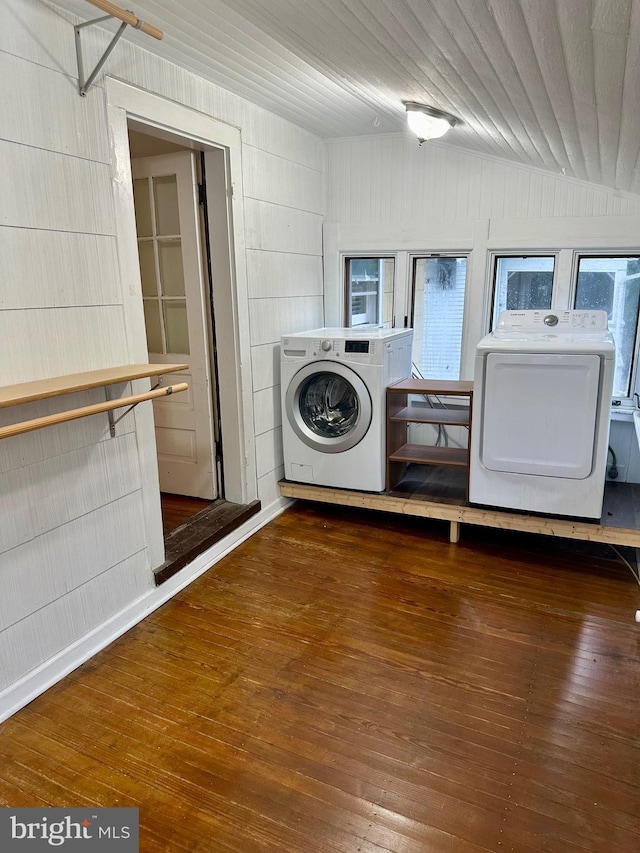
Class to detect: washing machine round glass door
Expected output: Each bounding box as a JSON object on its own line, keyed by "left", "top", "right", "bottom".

{"left": 286, "top": 362, "right": 372, "bottom": 453}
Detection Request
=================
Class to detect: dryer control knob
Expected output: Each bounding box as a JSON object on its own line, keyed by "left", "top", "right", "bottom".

{"left": 544, "top": 314, "right": 559, "bottom": 326}
{"left": 321, "top": 339, "right": 332, "bottom": 351}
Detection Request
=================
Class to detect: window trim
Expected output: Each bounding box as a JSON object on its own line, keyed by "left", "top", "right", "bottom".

{"left": 340, "top": 248, "right": 473, "bottom": 371}
{"left": 408, "top": 253, "right": 470, "bottom": 381}
{"left": 486, "top": 251, "right": 559, "bottom": 331}
{"left": 571, "top": 251, "right": 640, "bottom": 403}
{"left": 408, "top": 252, "right": 470, "bottom": 330}
{"left": 343, "top": 254, "right": 397, "bottom": 328}
{"left": 485, "top": 248, "right": 640, "bottom": 405}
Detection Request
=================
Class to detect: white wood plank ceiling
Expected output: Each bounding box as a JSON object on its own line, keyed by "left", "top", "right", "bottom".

{"left": 54, "top": 0, "right": 640, "bottom": 194}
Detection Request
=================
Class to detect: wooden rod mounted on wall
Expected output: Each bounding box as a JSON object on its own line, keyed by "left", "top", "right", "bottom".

{"left": 75, "top": 0, "right": 163, "bottom": 94}
{"left": 0, "top": 383, "right": 188, "bottom": 442}
{"left": 84, "top": 0, "right": 164, "bottom": 40}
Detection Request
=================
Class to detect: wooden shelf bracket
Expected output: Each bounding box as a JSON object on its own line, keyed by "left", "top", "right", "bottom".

{"left": 74, "top": 0, "right": 164, "bottom": 96}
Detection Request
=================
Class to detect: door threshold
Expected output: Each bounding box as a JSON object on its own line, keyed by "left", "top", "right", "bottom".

{"left": 154, "top": 498, "right": 261, "bottom": 585}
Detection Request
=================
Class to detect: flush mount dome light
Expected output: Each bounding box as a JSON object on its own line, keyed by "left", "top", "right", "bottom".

{"left": 404, "top": 102, "right": 458, "bottom": 144}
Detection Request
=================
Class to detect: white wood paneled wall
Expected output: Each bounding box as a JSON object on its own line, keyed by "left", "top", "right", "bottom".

{"left": 326, "top": 136, "right": 640, "bottom": 225}
{"left": 241, "top": 141, "right": 324, "bottom": 504}
{"left": 325, "top": 133, "right": 640, "bottom": 481}
{"left": 0, "top": 0, "right": 325, "bottom": 708}
{"left": 325, "top": 132, "right": 640, "bottom": 348}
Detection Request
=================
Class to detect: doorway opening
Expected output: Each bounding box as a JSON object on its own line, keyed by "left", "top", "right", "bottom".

{"left": 126, "top": 124, "right": 260, "bottom": 582}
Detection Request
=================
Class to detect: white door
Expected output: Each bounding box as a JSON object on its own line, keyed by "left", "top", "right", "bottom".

{"left": 132, "top": 152, "right": 217, "bottom": 500}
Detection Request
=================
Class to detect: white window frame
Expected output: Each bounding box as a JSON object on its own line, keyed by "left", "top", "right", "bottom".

{"left": 340, "top": 249, "right": 472, "bottom": 380}
{"left": 344, "top": 256, "right": 396, "bottom": 327}
{"left": 408, "top": 252, "right": 471, "bottom": 381}
{"left": 569, "top": 250, "right": 640, "bottom": 405}
{"left": 485, "top": 248, "right": 640, "bottom": 405}
{"left": 486, "top": 251, "right": 560, "bottom": 331}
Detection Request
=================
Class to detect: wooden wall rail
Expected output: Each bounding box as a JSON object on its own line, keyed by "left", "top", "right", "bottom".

{"left": 0, "top": 363, "right": 188, "bottom": 441}
{"left": 84, "top": 0, "right": 164, "bottom": 39}
{"left": 0, "top": 384, "right": 188, "bottom": 441}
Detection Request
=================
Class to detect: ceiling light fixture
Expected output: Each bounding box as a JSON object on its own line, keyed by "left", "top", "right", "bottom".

{"left": 404, "top": 102, "right": 458, "bottom": 145}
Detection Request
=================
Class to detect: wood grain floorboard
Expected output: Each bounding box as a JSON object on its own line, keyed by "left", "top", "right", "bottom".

{"left": 0, "top": 502, "right": 638, "bottom": 852}
{"left": 160, "top": 493, "right": 212, "bottom": 536}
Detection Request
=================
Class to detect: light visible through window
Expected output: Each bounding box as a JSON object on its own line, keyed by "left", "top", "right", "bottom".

{"left": 346, "top": 258, "right": 395, "bottom": 327}
{"left": 133, "top": 175, "right": 190, "bottom": 355}
{"left": 491, "top": 256, "right": 555, "bottom": 329}
{"left": 411, "top": 256, "right": 467, "bottom": 380}
{"left": 574, "top": 256, "right": 640, "bottom": 398}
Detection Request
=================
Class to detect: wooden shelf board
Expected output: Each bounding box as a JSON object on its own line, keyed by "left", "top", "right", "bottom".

{"left": 390, "top": 406, "right": 470, "bottom": 426}
{"left": 0, "top": 364, "right": 188, "bottom": 409}
{"left": 278, "top": 481, "right": 640, "bottom": 547}
{"left": 389, "top": 378, "right": 473, "bottom": 396}
{"left": 389, "top": 443, "right": 469, "bottom": 466}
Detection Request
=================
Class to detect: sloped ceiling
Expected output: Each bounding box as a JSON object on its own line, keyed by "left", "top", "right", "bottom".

{"left": 55, "top": 0, "right": 640, "bottom": 194}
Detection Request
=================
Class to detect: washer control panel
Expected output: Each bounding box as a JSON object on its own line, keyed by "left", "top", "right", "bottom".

{"left": 311, "top": 337, "right": 376, "bottom": 360}
{"left": 281, "top": 336, "right": 378, "bottom": 362}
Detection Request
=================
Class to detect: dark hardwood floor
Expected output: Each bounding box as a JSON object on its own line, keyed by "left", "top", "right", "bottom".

{"left": 161, "top": 493, "right": 213, "bottom": 536}
{"left": 156, "top": 498, "right": 261, "bottom": 585}
{"left": 0, "top": 503, "right": 638, "bottom": 852}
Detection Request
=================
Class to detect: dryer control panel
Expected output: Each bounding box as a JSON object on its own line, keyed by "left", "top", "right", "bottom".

{"left": 496, "top": 309, "right": 609, "bottom": 334}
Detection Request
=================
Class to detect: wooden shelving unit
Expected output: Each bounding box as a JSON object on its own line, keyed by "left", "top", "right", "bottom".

{"left": 386, "top": 378, "right": 473, "bottom": 496}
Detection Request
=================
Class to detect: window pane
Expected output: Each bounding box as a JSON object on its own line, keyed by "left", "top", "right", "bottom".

{"left": 574, "top": 256, "right": 640, "bottom": 397}
{"left": 346, "top": 258, "right": 394, "bottom": 327}
{"left": 137, "top": 241, "right": 157, "bottom": 297}
{"left": 164, "top": 300, "right": 190, "bottom": 354}
{"left": 132, "top": 179, "right": 152, "bottom": 237}
{"left": 412, "top": 257, "right": 467, "bottom": 380}
{"left": 158, "top": 239, "right": 185, "bottom": 296}
{"left": 153, "top": 174, "right": 180, "bottom": 236}
{"left": 143, "top": 299, "right": 163, "bottom": 353}
{"left": 492, "top": 256, "right": 554, "bottom": 328}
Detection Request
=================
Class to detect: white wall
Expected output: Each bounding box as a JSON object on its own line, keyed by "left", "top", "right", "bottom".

{"left": 325, "top": 134, "right": 640, "bottom": 481}
{"left": 0, "top": 0, "right": 324, "bottom": 714}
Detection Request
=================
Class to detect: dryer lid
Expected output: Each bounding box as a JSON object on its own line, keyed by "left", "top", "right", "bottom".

{"left": 479, "top": 352, "right": 601, "bottom": 479}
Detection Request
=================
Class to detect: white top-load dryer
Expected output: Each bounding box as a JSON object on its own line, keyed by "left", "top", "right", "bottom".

{"left": 281, "top": 327, "right": 413, "bottom": 491}
{"left": 469, "top": 310, "right": 615, "bottom": 519}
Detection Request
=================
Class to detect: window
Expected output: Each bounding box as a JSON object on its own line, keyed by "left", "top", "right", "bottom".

{"left": 491, "top": 256, "right": 555, "bottom": 329}
{"left": 574, "top": 256, "right": 640, "bottom": 398}
{"left": 345, "top": 257, "right": 395, "bottom": 327}
{"left": 411, "top": 256, "right": 467, "bottom": 379}
{"left": 487, "top": 251, "right": 640, "bottom": 402}
{"left": 133, "top": 174, "right": 190, "bottom": 354}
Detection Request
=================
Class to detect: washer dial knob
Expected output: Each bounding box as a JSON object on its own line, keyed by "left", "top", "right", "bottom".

{"left": 321, "top": 339, "right": 332, "bottom": 351}
{"left": 543, "top": 314, "right": 559, "bottom": 327}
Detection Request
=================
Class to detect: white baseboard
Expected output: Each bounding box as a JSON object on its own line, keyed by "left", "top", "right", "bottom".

{"left": 0, "top": 496, "right": 291, "bottom": 723}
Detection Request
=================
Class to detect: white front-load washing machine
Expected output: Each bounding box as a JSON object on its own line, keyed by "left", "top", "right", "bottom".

{"left": 281, "top": 327, "right": 413, "bottom": 491}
